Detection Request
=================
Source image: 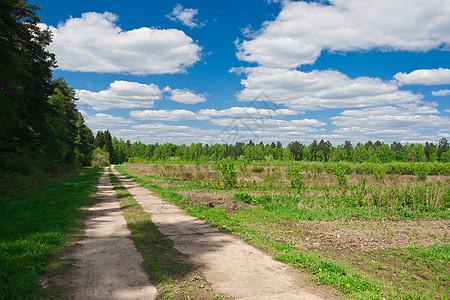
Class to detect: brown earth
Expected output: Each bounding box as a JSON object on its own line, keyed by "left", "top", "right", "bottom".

{"left": 41, "top": 168, "right": 158, "bottom": 299}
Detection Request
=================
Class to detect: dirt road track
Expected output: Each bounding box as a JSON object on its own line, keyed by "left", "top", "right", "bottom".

{"left": 112, "top": 166, "right": 329, "bottom": 300}
{"left": 43, "top": 168, "right": 158, "bottom": 299}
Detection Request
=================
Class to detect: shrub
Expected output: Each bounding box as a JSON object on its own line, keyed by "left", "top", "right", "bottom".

{"left": 286, "top": 166, "right": 304, "bottom": 189}
{"left": 91, "top": 147, "right": 110, "bottom": 167}
{"left": 220, "top": 160, "right": 237, "bottom": 188}
{"left": 373, "top": 165, "right": 385, "bottom": 182}
{"left": 334, "top": 164, "right": 349, "bottom": 187}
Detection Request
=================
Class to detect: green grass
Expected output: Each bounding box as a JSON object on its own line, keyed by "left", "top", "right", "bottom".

{"left": 108, "top": 170, "right": 228, "bottom": 299}
{"left": 116, "top": 164, "right": 450, "bottom": 299}
{"left": 115, "top": 165, "right": 381, "bottom": 299}
{"left": 0, "top": 167, "right": 102, "bottom": 299}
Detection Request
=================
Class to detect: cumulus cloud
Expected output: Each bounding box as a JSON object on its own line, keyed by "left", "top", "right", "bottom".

{"left": 85, "top": 113, "right": 135, "bottom": 131}
{"left": 237, "top": 0, "right": 450, "bottom": 67}
{"left": 164, "top": 87, "right": 207, "bottom": 104}
{"left": 331, "top": 103, "right": 450, "bottom": 142}
{"left": 432, "top": 89, "right": 450, "bottom": 96}
{"left": 44, "top": 12, "right": 201, "bottom": 74}
{"left": 130, "top": 109, "right": 209, "bottom": 121}
{"left": 394, "top": 68, "right": 450, "bottom": 85}
{"left": 167, "top": 4, "right": 200, "bottom": 28}
{"left": 198, "top": 107, "right": 298, "bottom": 118}
{"left": 76, "top": 81, "right": 162, "bottom": 111}
{"left": 210, "top": 117, "right": 325, "bottom": 129}
{"left": 236, "top": 67, "right": 422, "bottom": 110}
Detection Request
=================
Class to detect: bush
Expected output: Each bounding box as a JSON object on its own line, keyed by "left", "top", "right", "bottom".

{"left": 220, "top": 160, "right": 237, "bottom": 188}
{"left": 91, "top": 147, "right": 110, "bottom": 167}
{"left": 286, "top": 166, "right": 304, "bottom": 189}
{"left": 334, "top": 164, "right": 349, "bottom": 187}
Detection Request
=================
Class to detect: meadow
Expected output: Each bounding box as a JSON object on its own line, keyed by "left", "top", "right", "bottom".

{"left": 117, "top": 161, "right": 449, "bottom": 299}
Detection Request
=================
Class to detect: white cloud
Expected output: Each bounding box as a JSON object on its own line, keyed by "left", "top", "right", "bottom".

{"left": 237, "top": 0, "right": 450, "bottom": 67}
{"left": 85, "top": 113, "right": 135, "bottom": 131}
{"left": 76, "top": 81, "right": 162, "bottom": 111}
{"left": 210, "top": 117, "right": 326, "bottom": 129}
{"left": 167, "top": 4, "right": 200, "bottom": 28}
{"left": 199, "top": 107, "right": 299, "bottom": 118}
{"left": 432, "top": 89, "right": 450, "bottom": 96}
{"left": 130, "top": 109, "right": 209, "bottom": 121}
{"left": 331, "top": 103, "right": 450, "bottom": 142}
{"left": 394, "top": 68, "right": 450, "bottom": 85}
{"left": 236, "top": 67, "right": 422, "bottom": 110}
{"left": 165, "top": 88, "right": 207, "bottom": 104}
{"left": 44, "top": 12, "right": 201, "bottom": 74}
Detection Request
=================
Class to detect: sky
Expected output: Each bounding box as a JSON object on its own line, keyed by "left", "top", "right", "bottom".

{"left": 35, "top": 0, "right": 450, "bottom": 146}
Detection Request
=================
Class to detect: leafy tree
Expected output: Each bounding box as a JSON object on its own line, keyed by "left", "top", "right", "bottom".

{"left": 288, "top": 141, "right": 303, "bottom": 161}
{"left": 310, "top": 140, "right": 318, "bottom": 161}
{"left": 94, "top": 130, "right": 114, "bottom": 162}
{"left": 424, "top": 142, "right": 436, "bottom": 162}
{"left": 343, "top": 140, "right": 353, "bottom": 161}
{"left": 91, "top": 147, "right": 110, "bottom": 167}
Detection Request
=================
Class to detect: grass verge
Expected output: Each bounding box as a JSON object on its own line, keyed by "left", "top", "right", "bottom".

{"left": 108, "top": 169, "right": 228, "bottom": 300}
{"left": 0, "top": 167, "right": 102, "bottom": 299}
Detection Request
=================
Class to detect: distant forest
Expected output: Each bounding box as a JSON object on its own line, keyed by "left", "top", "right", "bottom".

{"left": 94, "top": 132, "right": 449, "bottom": 164}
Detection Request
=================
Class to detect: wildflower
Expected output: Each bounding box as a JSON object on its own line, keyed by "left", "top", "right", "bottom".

{"left": 319, "top": 268, "right": 322, "bottom": 272}
{"left": 347, "top": 284, "right": 350, "bottom": 287}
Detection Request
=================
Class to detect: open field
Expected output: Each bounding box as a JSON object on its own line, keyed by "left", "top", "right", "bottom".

{"left": 117, "top": 162, "right": 449, "bottom": 299}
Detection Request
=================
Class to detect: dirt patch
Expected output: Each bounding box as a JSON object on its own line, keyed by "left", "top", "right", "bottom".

{"left": 177, "top": 189, "right": 256, "bottom": 213}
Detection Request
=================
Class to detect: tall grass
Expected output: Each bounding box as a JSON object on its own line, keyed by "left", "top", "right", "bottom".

{"left": 0, "top": 167, "right": 101, "bottom": 299}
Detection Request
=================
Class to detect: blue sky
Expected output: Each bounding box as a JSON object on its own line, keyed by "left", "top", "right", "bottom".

{"left": 35, "top": 0, "right": 450, "bottom": 146}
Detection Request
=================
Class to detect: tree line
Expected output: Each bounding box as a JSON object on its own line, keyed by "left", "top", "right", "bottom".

{"left": 0, "top": 1, "right": 94, "bottom": 175}
{"left": 105, "top": 135, "right": 449, "bottom": 164}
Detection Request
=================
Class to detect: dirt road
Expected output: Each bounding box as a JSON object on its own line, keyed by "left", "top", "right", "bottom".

{"left": 112, "top": 166, "right": 330, "bottom": 300}
{"left": 45, "top": 168, "right": 158, "bottom": 299}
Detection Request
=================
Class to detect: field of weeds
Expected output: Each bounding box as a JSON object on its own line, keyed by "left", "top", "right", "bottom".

{"left": 118, "top": 161, "right": 449, "bottom": 299}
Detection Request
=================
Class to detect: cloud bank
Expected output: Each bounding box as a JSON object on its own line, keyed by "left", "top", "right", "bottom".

{"left": 44, "top": 12, "right": 201, "bottom": 74}
{"left": 238, "top": 0, "right": 450, "bottom": 68}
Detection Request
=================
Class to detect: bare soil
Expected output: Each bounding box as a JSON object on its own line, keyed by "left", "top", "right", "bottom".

{"left": 41, "top": 168, "right": 157, "bottom": 299}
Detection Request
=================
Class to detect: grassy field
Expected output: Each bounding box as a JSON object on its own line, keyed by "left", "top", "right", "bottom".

{"left": 117, "top": 162, "right": 449, "bottom": 299}
{"left": 0, "top": 167, "right": 102, "bottom": 299}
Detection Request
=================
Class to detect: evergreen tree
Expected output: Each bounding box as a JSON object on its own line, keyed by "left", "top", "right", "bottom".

{"left": 0, "top": 0, "right": 56, "bottom": 155}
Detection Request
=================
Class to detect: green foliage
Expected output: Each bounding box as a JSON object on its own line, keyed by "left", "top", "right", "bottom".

{"left": 233, "top": 192, "right": 273, "bottom": 205}
{"left": 414, "top": 164, "right": 430, "bottom": 181}
{"left": 233, "top": 192, "right": 253, "bottom": 204}
{"left": 286, "top": 165, "right": 304, "bottom": 189}
{"left": 0, "top": 2, "right": 93, "bottom": 173}
{"left": 220, "top": 160, "right": 237, "bottom": 188}
{"left": 373, "top": 164, "right": 386, "bottom": 182}
{"left": 333, "top": 163, "right": 349, "bottom": 187}
{"left": 91, "top": 147, "right": 110, "bottom": 167}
